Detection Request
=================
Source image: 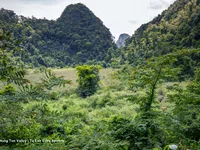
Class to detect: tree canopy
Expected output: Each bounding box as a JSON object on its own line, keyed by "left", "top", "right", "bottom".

{"left": 0, "top": 3, "right": 115, "bottom": 67}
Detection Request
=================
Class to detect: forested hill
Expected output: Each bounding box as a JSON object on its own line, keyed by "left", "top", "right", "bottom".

{"left": 0, "top": 3, "right": 115, "bottom": 67}
{"left": 126, "top": 0, "right": 200, "bottom": 64}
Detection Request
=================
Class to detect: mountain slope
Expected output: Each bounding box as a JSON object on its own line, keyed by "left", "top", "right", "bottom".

{"left": 126, "top": 0, "right": 200, "bottom": 64}
{"left": 0, "top": 3, "right": 115, "bottom": 67}
{"left": 56, "top": 4, "right": 114, "bottom": 60}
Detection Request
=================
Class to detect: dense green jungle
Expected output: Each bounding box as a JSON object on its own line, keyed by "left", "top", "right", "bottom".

{"left": 0, "top": 0, "right": 200, "bottom": 149}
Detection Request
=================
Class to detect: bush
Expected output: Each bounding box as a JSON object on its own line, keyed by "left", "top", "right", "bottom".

{"left": 0, "top": 102, "right": 41, "bottom": 147}
{"left": 76, "top": 65, "right": 101, "bottom": 97}
{"left": 0, "top": 84, "right": 16, "bottom": 95}
{"left": 62, "top": 104, "right": 67, "bottom": 110}
{"left": 48, "top": 92, "right": 61, "bottom": 100}
{"left": 89, "top": 92, "right": 115, "bottom": 108}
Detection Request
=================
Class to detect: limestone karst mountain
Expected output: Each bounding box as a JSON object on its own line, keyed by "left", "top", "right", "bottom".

{"left": 0, "top": 3, "right": 115, "bottom": 67}
{"left": 116, "top": 33, "right": 130, "bottom": 47}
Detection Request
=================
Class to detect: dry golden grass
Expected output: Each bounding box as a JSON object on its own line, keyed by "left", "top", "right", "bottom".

{"left": 53, "top": 68, "right": 77, "bottom": 85}
{"left": 25, "top": 68, "right": 117, "bottom": 87}
{"left": 0, "top": 68, "right": 117, "bottom": 92}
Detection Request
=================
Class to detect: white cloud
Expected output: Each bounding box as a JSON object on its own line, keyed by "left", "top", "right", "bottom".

{"left": 148, "top": 0, "right": 175, "bottom": 10}
{"left": 128, "top": 20, "right": 138, "bottom": 24}
{"left": 19, "top": 0, "right": 65, "bottom": 5}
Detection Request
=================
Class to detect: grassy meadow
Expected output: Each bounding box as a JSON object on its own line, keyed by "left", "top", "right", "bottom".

{"left": 23, "top": 67, "right": 170, "bottom": 113}
{"left": 23, "top": 67, "right": 138, "bottom": 113}
{"left": 1, "top": 67, "right": 179, "bottom": 119}
{"left": 26, "top": 68, "right": 118, "bottom": 87}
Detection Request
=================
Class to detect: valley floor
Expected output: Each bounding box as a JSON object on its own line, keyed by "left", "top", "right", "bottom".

{"left": 0, "top": 68, "right": 197, "bottom": 149}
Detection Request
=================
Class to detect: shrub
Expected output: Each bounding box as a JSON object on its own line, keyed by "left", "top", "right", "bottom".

{"left": 76, "top": 65, "right": 101, "bottom": 97}
{"left": 89, "top": 92, "right": 114, "bottom": 108}
{"left": 0, "top": 84, "right": 16, "bottom": 95}
{"left": 48, "top": 92, "right": 61, "bottom": 100}
{"left": 62, "top": 104, "right": 67, "bottom": 110}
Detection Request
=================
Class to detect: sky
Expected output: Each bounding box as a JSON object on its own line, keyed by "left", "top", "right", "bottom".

{"left": 0, "top": 0, "right": 176, "bottom": 39}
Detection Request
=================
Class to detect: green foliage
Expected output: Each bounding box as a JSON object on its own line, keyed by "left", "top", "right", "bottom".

{"left": 1, "top": 2, "right": 200, "bottom": 148}
{"left": 0, "top": 101, "right": 41, "bottom": 147}
{"left": 0, "top": 84, "right": 16, "bottom": 96}
{"left": 0, "top": 29, "right": 71, "bottom": 103}
{"left": 1, "top": 63, "right": 200, "bottom": 149}
{"left": 76, "top": 65, "right": 101, "bottom": 97}
{"left": 167, "top": 68, "right": 200, "bottom": 149}
{"left": 0, "top": 30, "right": 27, "bottom": 87}
{"left": 113, "top": 55, "right": 181, "bottom": 148}
{"left": 104, "top": 47, "right": 114, "bottom": 63}
{"left": 0, "top": 4, "right": 115, "bottom": 67}
{"left": 62, "top": 104, "right": 67, "bottom": 110}
{"left": 110, "top": 50, "right": 200, "bottom": 149}
{"left": 125, "top": 0, "right": 200, "bottom": 77}
{"left": 108, "top": 112, "right": 169, "bottom": 150}
{"left": 0, "top": 30, "right": 30, "bottom": 102}
{"left": 89, "top": 92, "right": 115, "bottom": 108}
{"left": 18, "top": 69, "right": 71, "bottom": 101}
{"left": 133, "top": 55, "right": 181, "bottom": 112}
{"left": 48, "top": 92, "right": 61, "bottom": 100}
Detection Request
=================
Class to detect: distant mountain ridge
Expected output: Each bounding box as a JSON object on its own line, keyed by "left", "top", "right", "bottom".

{"left": 0, "top": 3, "right": 115, "bottom": 67}
{"left": 116, "top": 33, "right": 130, "bottom": 47}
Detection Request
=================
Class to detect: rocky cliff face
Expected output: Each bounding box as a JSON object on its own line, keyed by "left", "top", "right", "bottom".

{"left": 116, "top": 33, "right": 130, "bottom": 47}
